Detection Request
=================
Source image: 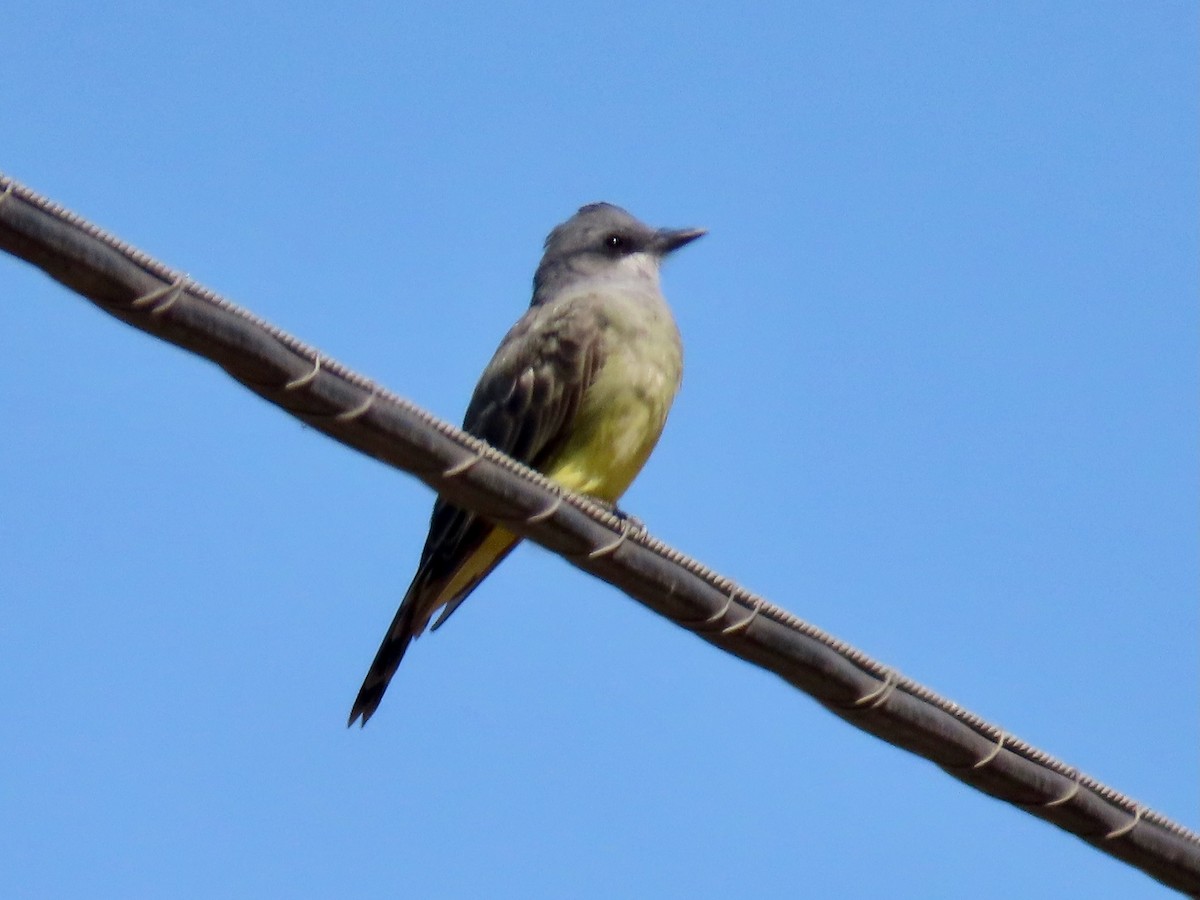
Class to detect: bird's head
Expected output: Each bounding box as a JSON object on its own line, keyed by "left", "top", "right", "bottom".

{"left": 533, "top": 203, "right": 705, "bottom": 303}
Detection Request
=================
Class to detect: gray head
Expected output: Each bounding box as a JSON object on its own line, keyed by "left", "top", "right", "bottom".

{"left": 532, "top": 203, "right": 705, "bottom": 304}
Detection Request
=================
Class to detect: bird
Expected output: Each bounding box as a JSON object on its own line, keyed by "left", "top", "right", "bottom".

{"left": 348, "top": 202, "right": 705, "bottom": 725}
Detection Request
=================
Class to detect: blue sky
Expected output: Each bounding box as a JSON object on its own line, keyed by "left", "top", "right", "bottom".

{"left": 2, "top": 4, "right": 1195, "bottom": 897}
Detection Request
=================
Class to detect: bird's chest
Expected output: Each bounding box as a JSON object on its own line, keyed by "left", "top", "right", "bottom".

{"left": 554, "top": 313, "right": 682, "bottom": 501}
{"left": 591, "top": 324, "right": 682, "bottom": 427}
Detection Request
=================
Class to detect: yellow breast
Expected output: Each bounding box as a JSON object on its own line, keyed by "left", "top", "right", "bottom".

{"left": 543, "top": 299, "right": 682, "bottom": 503}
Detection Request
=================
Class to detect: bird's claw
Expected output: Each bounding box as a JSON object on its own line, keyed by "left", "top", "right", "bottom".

{"left": 604, "top": 503, "right": 646, "bottom": 536}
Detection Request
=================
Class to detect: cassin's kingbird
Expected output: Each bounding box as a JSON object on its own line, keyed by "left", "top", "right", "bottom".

{"left": 349, "top": 203, "right": 704, "bottom": 725}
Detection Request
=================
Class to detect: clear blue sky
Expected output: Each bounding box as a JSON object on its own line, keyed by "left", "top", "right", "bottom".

{"left": 2, "top": 4, "right": 1195, "bottom": 897}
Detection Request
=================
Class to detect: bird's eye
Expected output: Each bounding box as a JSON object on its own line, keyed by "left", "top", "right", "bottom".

{"left": 604, "top": 233, "right": 626, "bottom": 252}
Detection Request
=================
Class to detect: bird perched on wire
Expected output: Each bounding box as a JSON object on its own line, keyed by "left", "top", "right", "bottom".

{"left": 349, "top": 202, "right": 705, "bottom": 725}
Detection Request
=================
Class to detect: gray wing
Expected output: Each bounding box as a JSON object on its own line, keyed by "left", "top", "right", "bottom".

{"left": 463, "top": 300, "right": 608, "bottom": 483}
{"left": 421, "top": 299, "right": 609, "bottom": 620}
{"left": 347, "top": 299, "right": 607, "bottom": 725}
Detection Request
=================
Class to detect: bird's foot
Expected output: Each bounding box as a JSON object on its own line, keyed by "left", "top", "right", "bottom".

{"left": 600, "top": 502, "right": 646, "bottom": 536}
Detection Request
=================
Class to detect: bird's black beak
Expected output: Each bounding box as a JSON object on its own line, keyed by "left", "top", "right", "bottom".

{"left": 653, "top": 226, "right": 707, "bottom": 255}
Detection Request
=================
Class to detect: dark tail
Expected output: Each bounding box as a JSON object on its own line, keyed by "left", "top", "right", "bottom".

{"left": 347, "top": 518, "right": 518, "bottom": 726}
{"left": 347, "top": 595, "right": 422, "bottom": 727}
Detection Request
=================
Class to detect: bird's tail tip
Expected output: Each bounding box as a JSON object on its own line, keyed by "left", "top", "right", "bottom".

{"left": 346, "top": 684, "right": 385, "bottom": 728}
